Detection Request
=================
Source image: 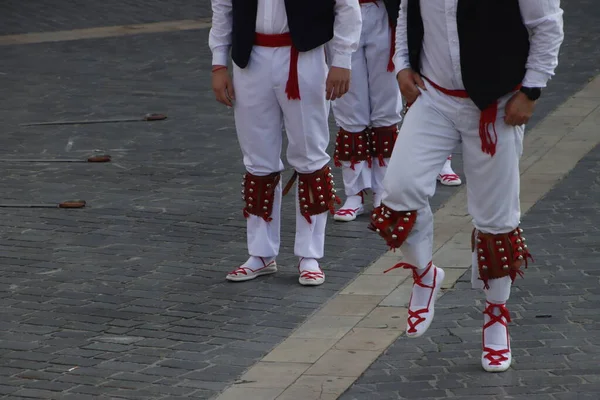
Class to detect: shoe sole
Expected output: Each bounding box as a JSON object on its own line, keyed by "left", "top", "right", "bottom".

{"left": 299, "top": 277, "right": 325, "bottom": 286}
{"left": 437, "top": 177, "right": 462, "bottom": 186}
{"left": 482, "top": 353, "right": 512, "bottom": 372}
{"left": 406, "top": 267, "right": 446, "bottom": 338}
{"left": 226, "top": 265, "right": 278, "bottom": 282}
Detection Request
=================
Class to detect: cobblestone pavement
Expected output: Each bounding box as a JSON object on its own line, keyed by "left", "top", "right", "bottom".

{"left": 340, "top": 143, "right": 600, "bottom": 400}
{"left": 339, "top": 1, "right": 600, "bottom": 399}
{"left": 0, "top": 1, "right": 598, "bottom": 400}
{"left": 0, "top": 3, "right": 458, "bottom": 400}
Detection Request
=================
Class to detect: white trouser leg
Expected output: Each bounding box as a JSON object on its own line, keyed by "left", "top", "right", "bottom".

{"left": 233, "top": 48, "right": 285, "bottom": 258}
{"left": 272, "top": 46, "right": 330, "bottom": 259}
{"left": 363, "top": 3, "right": 402, "bottom": 129}
{"left": 381, "top": 86, "right": 460, "bottom": 269}
{"left": 461, "top": 91, "right": 524, "bottom": 289}
{"left": 363, "top": 3, "right": 402, "bottom": 200}
{"left": 331, "top": 36, "right": 371, "bottom": 198}
{"left": 461, "top": 93, "right": 524, "bottom": 235}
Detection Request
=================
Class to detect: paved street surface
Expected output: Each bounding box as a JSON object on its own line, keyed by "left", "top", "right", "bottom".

{"left": 339, "top": 1, "right": 600, "bottom": 399}
{"left": 0, "top": 0, "right": 598, "bottom": 399}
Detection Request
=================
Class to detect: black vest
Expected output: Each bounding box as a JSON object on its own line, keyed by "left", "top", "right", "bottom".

{"left": 383, "top": 0, "right": 401, "bottom": 27}
{"left": 231, "top": 0, "right": 335, "bottom": 69}
{"left": 406, "top": 0, "right": 530, "bottom": 111}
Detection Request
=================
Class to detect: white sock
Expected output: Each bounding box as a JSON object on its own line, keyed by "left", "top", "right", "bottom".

{"left": 243, "top": 256, "right": 275, "bottom": 270}
{"left": 373, "top": 192, "right": 383, "bottom": 208}
{"left": 299, "top": 257, "right": 321, "bottom": 273}
{"left": 440, "top": 157, "right": 456, "bottom": 176}
{"left": 410, "top": 265, "right": 437, "bottom": 308}
{"left": 339, "top": 194, "right": 363, "bottom": 211}
{"left": 484, "top": 276, "right": 511, "bottom": 350}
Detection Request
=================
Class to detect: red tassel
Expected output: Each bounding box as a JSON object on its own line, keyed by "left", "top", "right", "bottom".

{"left": 479, "top": 104, "right": 498, "bottom": 157}
{"left": 378, "top": 154, "right": 386, "bottom": 167}
{"left": 387, "top": 24, "right": 396, "bottom": 72}
{"left": 334, "top": 157, "right": 342, "bottom": 167}
{"left": 367, "top": 156, "right": 372, "bottom": 168}
{"left": 243, "top": 209, "right": 249, "bottom": 219}
{"left": 285, "top": 46, "right": 301, "bottom": 100}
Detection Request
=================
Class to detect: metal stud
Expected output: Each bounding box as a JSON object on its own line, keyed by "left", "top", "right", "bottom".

{"left": 397, "top": 227, "right": 404, "bottom": 231}
{"left": 267, "top": 184, "right": 272, "bottom": 188}
{"left": 372, "top": 214, "right": 377, "bottom": 218}
{"left": 516, "top": 239, "right": 521, "bottom": 244}
{"left": 301, "top": 197, "right": 306, "bottom": 202}
{"left": 344, "top": 135, "right": 348, "bottom": 139}
{"left": 513, "top": 231, "right": 519, "bottom": 236}
{"left": 524, "top": 244, "right": 528, "bottom": 248}
{"left": 248, "top": 204, "right": 253, "bottom": 208}
{"left": 406, "top": 212, "right": 412, "bottom": 216}
{"left": 249, "top": 188, "right": 254, "bottom": 193}
{"left": 480, "top": 256, "right": 486, "bottom": 261}
{"left": 477, "top": 238, "right": 482, "bottom": 243}
{"left": 378, "top": 218, "right": 384, "bottom": 223}
{"left": 345, "top": 151, "right": 350, "bottom": 155}
{"left": 304, "top": 205, "right": 309, "bottom": 209}
{"left": 263, "top": 206, "right": 268, "bottom": 211}
{"left": 519, "top": 228, "right": 523, "bottom": 233}
{"left": 502, "top": 265, "right": 509, "bottom": 271}
{"left": 482, "top": 265, "right": 488, "bottom": 270}
{"left": 264, "top": 200, "right": 269, "bottom": 204}
{"left": 249, "top": 197, "right": 253, "bottom": 201}
{"left": 403, "top": 217, "right": 409, "bottom": 222}
{"left": 299, "top": 188, "right": 304, "bottom": 193}
{"left": 518, "top": 255, "right": 524, "bottom": 260}
{"left": 501, "top": 257, "right": 507, "bottom": 262}
{"left": 517, "top": 247, "right": 523, "bottom": 252}
{"left": 499, "top": 248, "right": 505, "bottom": 252}
{"left": 376, "top": 228, "right": 380, "bottom": 232}
{"left": 316, "top": 178, "right": 321, "bottom": 182}
{"left": 250, "top": 181, "right": 255, "bottom": 185}
{"left": 320, "top": 201, "right": 326, "bottom": 206}
{"left": 319, "top": 195, "right": 324, "bottom": 200}
{"left": 392, "top": 234, "right": 398, "bottom": 239}
{"left": 478, "top": 248, "right": 484, "bottom": 254}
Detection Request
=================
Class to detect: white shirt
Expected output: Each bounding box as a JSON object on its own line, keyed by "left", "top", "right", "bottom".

{"left": 393, "top": 0, "right": 564, "bottom": 90}
{"left": 209, "top": 0, "right": 362, "bottom": 70}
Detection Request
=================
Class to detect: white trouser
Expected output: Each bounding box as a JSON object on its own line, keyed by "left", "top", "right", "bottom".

{"left": 382, "top": 79, "right": 524, "bottom": 285}
{"left": 233, "top": 45, "right": 330, "bottom": 260}
{"left": 331, "top": 1, "right": 402, "bottom": 197}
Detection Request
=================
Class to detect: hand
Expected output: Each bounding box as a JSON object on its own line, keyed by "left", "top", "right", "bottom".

{"left": 211, "top": 67, "right": 235, "bottom": 107}
{"left": 504, "top": 91, "right": 535, "bottom": 126}
{"left": 325, "top": 66, "right": 351, "bottom": 100}
{"left": 396, "top": 68, "right": 426, "bottom": 104}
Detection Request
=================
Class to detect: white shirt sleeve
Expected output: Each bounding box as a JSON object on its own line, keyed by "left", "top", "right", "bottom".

{"left": 393, "top": 2, "right": 411, "bottom": 76}
{"left": 208, "top": 0, "right": 233, "bottom": 67}
{"left": 329, "top": 0, "right": 362, "bottom": 70}
{"left": 519, "top": 0, "right": 565, "bottom": 88}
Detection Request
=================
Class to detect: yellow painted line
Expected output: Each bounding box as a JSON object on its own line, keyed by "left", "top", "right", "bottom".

{"left": 0, "top": 19, "right": 212, "bottom": 46}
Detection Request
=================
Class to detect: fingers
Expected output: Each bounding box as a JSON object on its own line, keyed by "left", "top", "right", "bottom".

{"left": 212, "top": 75, "right": 235, "bottom": 107}
{"left": 413, "top": 73, "right": 427, "bottom": 91}
{"left": 325, "top": 79, "right": 350, "bottom": 101}
{"left": 214, "top": 87, "right": 233, "bottom": 107}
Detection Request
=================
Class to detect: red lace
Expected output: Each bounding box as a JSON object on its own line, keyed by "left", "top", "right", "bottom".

{"left": 300, "top": 271, "right": 324, "bottom": 280}
{"left": 384, "top": 262, "right": 436, "bottom": 334}
{"left": 335, "top": 208, "right": 360, "bottom": 216}
{"left": 439, "top": 173, "right": 460, "bottom": 182}
{"left": 229, "top": 258, "right": 273, "bottom": 276}
{"left": 482, "top": 302, "right": 511, "bottom": 366}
